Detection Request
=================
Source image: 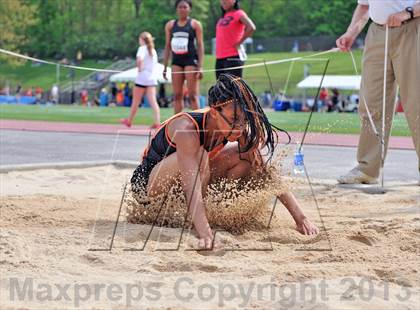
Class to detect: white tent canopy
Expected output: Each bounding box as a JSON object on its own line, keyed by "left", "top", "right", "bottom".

{"left": 109, "top": 63, "right": 171, "bottom": 84}
{"left": 297, "top": 75, "right": 361, "bottom": 90}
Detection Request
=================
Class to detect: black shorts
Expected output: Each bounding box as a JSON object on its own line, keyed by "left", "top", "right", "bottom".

{"left": 172, "top": 57, "right": 198, "bottom": 68}
{"left": 135, "top": 83, "right": 156, "bottom": 88}
{"left": 215, "top": 57, "right": 244, "bottom": 79}
{"left": 131, "top": 161, "right": 154, "bottom": 198}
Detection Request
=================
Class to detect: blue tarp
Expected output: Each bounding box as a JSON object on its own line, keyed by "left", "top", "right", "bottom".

{"left": 0, "top": 95, "right": 37, "bottom": 105}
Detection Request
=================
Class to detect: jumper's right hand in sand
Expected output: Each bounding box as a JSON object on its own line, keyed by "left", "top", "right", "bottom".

{"left": 336, "top": 32, "right": 356, "bottom": 52}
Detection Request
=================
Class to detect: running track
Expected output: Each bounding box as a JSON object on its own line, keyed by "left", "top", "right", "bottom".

{"left": 0, "top": 119, "right": 414, "bottom": 150}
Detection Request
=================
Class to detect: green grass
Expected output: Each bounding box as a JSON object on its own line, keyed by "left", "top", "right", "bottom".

{"left": 200, "top": 51, "right": 363, "bottom": 96}
{"left": 0, "top": 60, "right": 113, "bottom": 90}
{"left": 3, "top": 50, "right": 409, "bottom": 136}
{"left": 1, "top": 51, "right": 361, "bottom": 95}
{"left": 0, "top": 104, "right": 410, "bottom": 136}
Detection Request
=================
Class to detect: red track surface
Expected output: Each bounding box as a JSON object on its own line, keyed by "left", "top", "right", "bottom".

{"left": 0, "top": 119, "right": 414, "bottom": 150}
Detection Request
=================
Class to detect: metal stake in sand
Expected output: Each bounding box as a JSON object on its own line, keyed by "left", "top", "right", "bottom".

{"left": 264, "top": 57, "right": 332, "bottom": 251}
{"left": 88, "top": 181, "right": 128, "bottom": 251}
{"left": 299, "top": 59, "right": 330, "bottom": 152}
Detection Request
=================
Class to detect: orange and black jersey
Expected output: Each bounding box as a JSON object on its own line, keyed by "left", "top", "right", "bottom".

{"left": 131, "top": 109, "right": 227, "bottom": 194}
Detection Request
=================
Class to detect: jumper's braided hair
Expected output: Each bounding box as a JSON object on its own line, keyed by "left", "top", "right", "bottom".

{"left": 208, "top": 74, "right": 276, "bottom": 162}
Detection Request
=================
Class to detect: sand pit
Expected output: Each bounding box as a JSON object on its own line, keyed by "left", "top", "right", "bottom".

{"left": 1, "top": 165, "right": 419, "bottom": 309}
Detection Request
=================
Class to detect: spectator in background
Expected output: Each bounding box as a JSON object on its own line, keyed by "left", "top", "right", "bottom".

{"left": 6, "top": 85, "right": 10, "bottom": 95}
{"left": 319, "top": 87, "right": 330, "bottom": 111}
{"left": 99, "top": 88, "right": 109, "bottom": 107}
{"left": 262, "top": 90, "right": 272, "bottom": 107}
{"left": 15, "top": 84, "right": 22, "bottom": 96}
{"left": 116, "top": 89, "right": 124, "bottom": 106}
{"left": 256, "top": 44, "right": 265, "bottom": 53}
{"left": 16, "top": 84, "right": 22, "bottom": 95}
{"left": 111, "top": 82, "right": 118, "bottom": 103}
{"left": 71, "top": 90, "right": 76, "bottom": 104}
{"left": 25, "top": 87, "right": 33, "bottom": 97}
{"left": 93, "top": 94, "right": 100, "bottom": 106}
{"left": 395, "top": 96, "right": 404, "bottom": 114}
{"left": 215, "top": 0, "right": 256, "bottom": 79}
{"left": 350, "top": 93, "right": 359, "bottom": 105}
{"left": 50, "top": 84, "right": 59, "bottom": 104}
{"left": 123, "top": 82, "right": 132, "bottom": 106}
{"left": 35, "top": 86, "right": 43, "bottom": 104}
{"left": 120, "top": 32, "right": 160, "bottom": 128}
{"left": 80, "top": 89, "right": 88, "bottom": 106}
{"left": 2, "top": 84, "right": 10, "bottom": 96}
{"left": 329, "top": 88, "right": 340, "bottom": 112}
{"left": 76, "top": 50, "right": 83, "bottom": 64}
{"left": 163, "top": 0, "right": 204, "bottom": 114}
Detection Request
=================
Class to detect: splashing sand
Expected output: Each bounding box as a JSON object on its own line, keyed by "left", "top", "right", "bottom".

{"left": 126, "top": 154, "right": 291, "bottom": 234}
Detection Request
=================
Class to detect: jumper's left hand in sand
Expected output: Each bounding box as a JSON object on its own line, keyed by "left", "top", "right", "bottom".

{"left": 278, "top": 192, "right": 319, "bottom": 236}
{"left": 296, "top": 217, "right": 319, "bottom": 236}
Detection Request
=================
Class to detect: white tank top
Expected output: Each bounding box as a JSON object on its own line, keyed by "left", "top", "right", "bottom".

{"left": 135, "top": 45, "right": 158, "bottom": 86}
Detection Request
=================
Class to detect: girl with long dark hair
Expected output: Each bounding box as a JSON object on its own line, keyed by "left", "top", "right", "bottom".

{"left": 131, "top": 74, "right": 319, "bottom": 249}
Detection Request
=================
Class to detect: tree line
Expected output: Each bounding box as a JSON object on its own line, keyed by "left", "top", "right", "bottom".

{"left": 0, "top": 0, "right": 356, "bottom": 62}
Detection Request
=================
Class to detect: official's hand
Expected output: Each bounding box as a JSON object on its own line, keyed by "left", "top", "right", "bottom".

{"left": 336, "top": 32, "right": 356, "bottom": 51}
{"left": 387, "top": 11, "right": 411, "bottom": 27}
{"left": 163, "top": 69, "right": 168, "bottom": 80}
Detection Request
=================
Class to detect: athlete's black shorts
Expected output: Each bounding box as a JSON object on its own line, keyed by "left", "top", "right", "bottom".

{"left": 131, "top": 160, "right": 154, "bottom": 196}
{"left": 172, "top": 57, "right": 198, "bottom": 68}
{"left": 135, "top": 83, "right": 156, "bottom": 88}
{"left": 215, "top": 57, "right": 244, "bottom": 79}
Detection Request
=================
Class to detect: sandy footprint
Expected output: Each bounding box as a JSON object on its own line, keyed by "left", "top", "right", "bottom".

{"left": 151, "top": 261, "right": 223, "bottom": 273}
{"left": 348, "top": 232, "right": 378, "bottom": 246}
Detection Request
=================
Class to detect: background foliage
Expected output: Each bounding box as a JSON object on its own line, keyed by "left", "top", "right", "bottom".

{"left": 1, "top": 0, "right": 356, "bottom": 61}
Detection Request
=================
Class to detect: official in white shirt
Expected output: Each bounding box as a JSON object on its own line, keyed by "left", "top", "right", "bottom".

{"left": 336, "top": 0, "right": 420, "bottom": 184}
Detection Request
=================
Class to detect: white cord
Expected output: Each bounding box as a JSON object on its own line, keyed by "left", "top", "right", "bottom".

{"left": 380, "top": 25, "right": 389, "bottom": 188}
{"left": 280, "top": 60, "right": 295, "bottom": 103}
{"left": 0, "top": 47, "right": 338, "bottom": 75}
{"left": 0, "top": 48, "right": 122, "bottom": 73}
{"left": 349, "top": 50, "right": 380, "bottom": 138}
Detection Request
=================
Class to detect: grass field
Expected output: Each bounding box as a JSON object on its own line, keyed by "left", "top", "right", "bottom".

{"left": 202, "top": 51, "right": 363, "bottom": 96}
{"left": 0, "top": 60, "right": 113, "bottom": 91}
{"left": 0, "top": 104, "right": 410, "bottom": 136}
{"left": 4, "top": 50, "right": 406, "bottom": 136}
{"left": 1, "top": 51, "right": 362, "bottom": 96}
